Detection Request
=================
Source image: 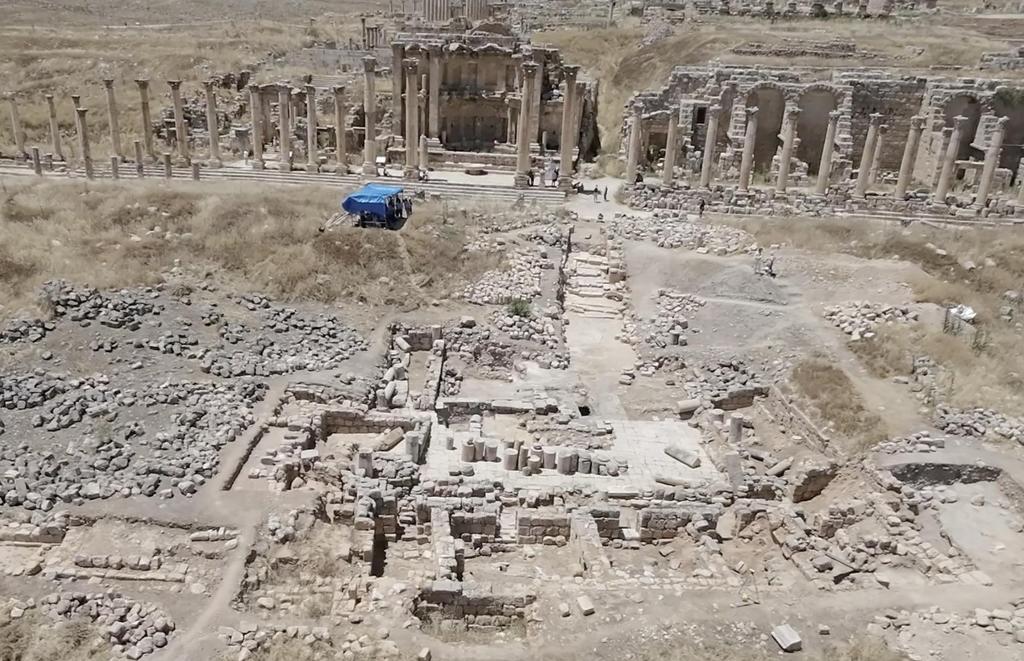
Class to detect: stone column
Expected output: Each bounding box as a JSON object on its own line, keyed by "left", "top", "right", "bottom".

{"left": 392, "top": 43, "right": 404, "bottom": 138}
{"left": 738, "top": 106, "right": 758, "bottom": 192}
{"left": 135, "top": 79, "right": 155, "bottom": 160}
{"left": 1018, "top": 165, "right": 1024, "bottom": 205}
{"left": 334, "top": 86, "right": 347, "bottom": 174}
{"left": 403, "top": 59, "right": 420, "bottom": 179}
{"left": 514, "top": 61, "right": 539, "bottom": 189}
{"left": 278, "top": 85, "right": 291, "bottom": 172}
{"left": 260, "top": 87, "right": 273, "bottom": 146}
{"left": 662, "top": 106, "right": 680, "bottom": 188}
{"left": 815, "top": 110, "right": 840, "bottom": 196}
{"left": 700, "top": 104, "right": 721, "bottom": 189}
{"left": 428, "top": 45, "right": 441, "bottom": 140}
{"left": 76, "top": 107, "right": 94, "bottom": 179}
{"left": 853, "top": 113, "right": 882, "bottom": 198}
{"left": 167, "top": 80, "right": 190, "bottom": 163}
{"left": 7, "top": 97, "right": 27, "bottom": 158}
{"left": 203, "top": 81, "right": 222, "bottom": 167}
{"left": 869, "top": 124, "right": 887, "bottom": 185}
{"left": 101, "top": 79, "right": 123, "bottom": 161}
{"left": 530, "top": 56, "right": 543, "bottom": 148}
{"left": 248, "top": 85, "right": 264, "bottom": 170}
{"left": 419, "top": 134, "right": 429, "bottom": 170}
{"left": 305, "top": 85, "right": 319, "bottom": 172}
{"left": 974, "top": 116, "right": 1009, "bottom": 210}
{"left": 624, "top": 102, "right": 642, "bottom": 184}
{"left": 894, "top": 115, "right": 925, "bottom": 200}
{"left": 774, "top": 106, "right": 800, "bottom": 193}
{"left": 31, "top": 147, "right": 41, "bottom": 175}
{"left": 557, "top": 64, "right": 579, "bottom": 192}
{"left": 45, "top": 94, "right": 63, "bottom": 160}
{"left": 134, "top": 140, "right": 144, "bottom": 177}
{"left": 934, "top": 115, "right": 967, "bottom": 202}
{"left": 362, "top": 56, "right": 378, "bottom": 176}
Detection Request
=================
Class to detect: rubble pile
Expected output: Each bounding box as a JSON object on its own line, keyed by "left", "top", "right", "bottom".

{"left": 461, "top": 249, "right": 547, "bottom": 305}
{"left": 1, "top": 372, "right": 132, "bottom": 432}
{"left": 899, "top": 600, "right": 1024, "bottom": 645}
{"left": 622, "top": 289, "right": 706, "bottom": 349}
{"left": 824, "top": 302, "right": 918, "bottom": 339}
{"left": 878, "top": 431, "right": 947, "bottom": 454}
{"left": 606, "top": 213, "right": 754, "bottom": 254}
{"left": 39, "top": 590, "right": 176, "bottom": 659}
{"left": 0, "top": 380, "right": 266, "bottom": 511}
{"left": 218, "top": 623, "right": 337, "bottom": 661}
{"left": 934, "top": 405, "right": 1024, "bottom": 445}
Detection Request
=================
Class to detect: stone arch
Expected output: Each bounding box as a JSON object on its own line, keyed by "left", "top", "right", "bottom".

{"left": 943, "top": 94, "right": 982, "bottom": 161}
{"left": 746, "top": 83, "right": 786, "bottom": 172}
{"left": 992, "top": 87, "right": 1024, "bottom": 182}
{"left": 795, "top": 86, "right": 841, "bottom": 175}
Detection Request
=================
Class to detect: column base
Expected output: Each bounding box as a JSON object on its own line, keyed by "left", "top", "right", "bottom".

{"left": 305, "top": 162, "right": 320, "bottom": 173}
{"left": 362, "top": 162, "right": 377, "bottom": 176}
{"left": 558, "top": 178, "right": 574, "bottom": 192}
{"left": 426, "top": 137, "right": 442, "bottom": 149}
{"left": 207, "top": 159, "right": 223, "bottom": 169}
{"left": 403, "top": 166, "right": 417, "bottom": 180}
{"left": 251, "top": 159, "right": 265, "bottom": 171}
{"left": 514, "top": 173, "right": 530, "bottom": 189}
{"left": 278, "top": 161, "right": 291, "bottom": 173}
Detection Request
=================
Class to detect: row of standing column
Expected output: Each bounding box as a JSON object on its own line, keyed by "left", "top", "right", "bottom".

{"left": 651, "top": 104, "right": 1016, "bottom": 208}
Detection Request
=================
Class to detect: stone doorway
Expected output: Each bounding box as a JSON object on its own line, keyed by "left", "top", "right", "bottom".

{"left": 746, "top": 86, "right": 785, "bottom": 173}
{"left": 796, "top": 89, "right": 838, "bottom": 175}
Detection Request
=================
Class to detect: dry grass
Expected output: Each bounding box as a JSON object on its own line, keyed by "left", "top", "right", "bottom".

{"left": 789, "top": 358, "right": 888, "bottom": 452}
{"left": 726, "top": 215, "right": 1024, "bottom": 415}
{"left": 0, "top": 615, "right": 106, "bottom": 661}
{"left": 0, "top": 179, "right": 499, "bottom": 318}
{"left": 552, "top": 635, "right": 905, "bottom": 661}
{"left": 241, "top": 636, "right": 332, "bottom": 661}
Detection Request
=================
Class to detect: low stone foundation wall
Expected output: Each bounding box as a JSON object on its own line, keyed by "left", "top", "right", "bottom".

{"left": 517, "top": 508, "right": 570, "bottom": 544}
{"left": 758, "top": 385, "right": 832, "bottom": 453}
{"left": 414, "top": 579, "right": 535, "bottom": 631}
{"left": 638, "top": 504, "right": 720, "bottom": 542}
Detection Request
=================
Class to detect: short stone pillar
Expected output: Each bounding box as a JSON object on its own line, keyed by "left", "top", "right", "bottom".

{"left": 333, "top": 85, "right": 347, "bottom": 174}
{"left": 248, "top": 85, "right": 265, "bottom": 170}
{"left": 868, "top": 123, "right": 887, "bottom": 185}
{"left": 102, "top": 79, "right": 122, "bottom": 161}
{"left": 44, "top": 94, "right": 63, "bottom": 161}
{"left": 662, "top": 106, "right": 680, "bottom": 188}
{"left": 31, "top": 147, "right": 42, "bottom": 175}
{"left": 167, "top": 80, "right": 189, "bottom": 163}
{"left": 75, "top": 107, "right": 94, "bottom": 179}
{"left": 815, "top": 110, "right": 841, "bottom": 196}
{"left": 403, "top": 58, "right": 420, "bottom": 179}
{"left": 853, "top": 113, "right": 882, "bottom": 198}
{"left": 557, "top": 64, "right": 580, "bottom": 191}
{"left": 203, "top": 81, "right": 222, "bottom": 167}
{"left": 305, "top": 84, "right": 319, "bottom": 172}
{"left": 515, "top": 61, "right": 539, "bottom": 188}
{"left": 933, "top": 115, "right": 968, "bottom": 203}
{"left": 894, "top": 115, "right": 925, "bottom": 200}
{"left": 110, "top": 155, "right": 119, "bottom": 179}
{"left": 738, "top": 106, "right": 758, "bottom": 192}
{"left": 728, "top": 415, "right": 743, "bottom": 444}
{"left": 623, "top": 102, "right": 642, "bottom": 185}
{"left": 162, "top": 152, "right": 172, "bottom": 179}
{"left": 135, "top": 79, "right": 155, "bottom": 160}
{"left": 974, "top": 116, "right": 1009, "bottom": 211}
{"left": 278, "top": 85, "right": 292, "bottom": 172}
{"left": 191, "top": 162, "right": 201, "bottom": 180}
{"left": 134, "top": 140, "right": 144, "bottom": 177}
{"left": 362, "top": 56, "right": 378, "bottom": 176}
{"left": 7, "top": 96, "right": 27, "bottom": 159}
{"left": 700, "top": 104, "right": 722, "bottom": 189}
{"left": 774, "top": 106, "right": 800, "bottom": 193}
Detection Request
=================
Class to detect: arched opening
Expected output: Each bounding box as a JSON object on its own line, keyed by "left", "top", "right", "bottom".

{"left": 796, "top": 89, "right": 838, "bottom": 175}
{"left": 992, "top": 88, "right": 1024, "bottom": 184}
{"left": 746, "top": 86, "right": 785, "bottom": 173}
{"left": 943, "top": 95, "right": 982, "bottom": 161}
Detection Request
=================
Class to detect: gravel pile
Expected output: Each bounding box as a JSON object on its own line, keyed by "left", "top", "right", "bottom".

{"left": 39, "top": 590, "right": 175, "bottom": 659}
{"left": 606, "top": 213, "right": 754, "bottom": 255}
{"left": 461, "top": 250, "right": 546, "bottom": 305}
{"left": 622, "top": 289, "right": 706, "bottom": 348}
{"left": 934, "top": 405, "right": 1024, "bottom": 445}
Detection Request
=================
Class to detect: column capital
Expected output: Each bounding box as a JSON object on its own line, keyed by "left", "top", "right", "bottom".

{"left": 951, "top": 115, "right": 968, "bottom": 130}
{"left": 745, "top": 105, "right": 759, "bottom": 118}
{"left": 167, "top": 80, "right": 182, "bottom": 90}
{"left": 305, "top": 83, "right": 317, "bottom": 95}
{"left": 562, "top": 64, "right": 581, "bottom": 80}
{"left": 102, "top": 78, "right": 115, "bottom": 88}
{"left": 785, "top": 106, "right": 801, "bottom": 119}
{"left": 994, "top": 115, "right": 1010, "bottom": 131}
{"left": 868, "top": 112, "right": 882, "bottom": 126}
{"left": 521, "top": 61, "right": 539, "bottom": 78}
{"left": 134, "top": 78, "right": 150, "bottom": 89}
{"left": 941, "top": 126, "right": 953, "bottom": 138}
{"left": 333, "top": 84, "right": 346, "bottom": 97}
{"left": 877, "top": 124, "right": 889, "bottom": 135}
{"left": 707, "top": 104, "right": 722, "bottom": 118}
{"left": 403, "top": 58, "right": 419, "bottom": 73}
{"left": 44, "top": 93, "right": 54, "bottom": 102}
{"left": 909, "top": 115, "right": 925, "bottom": 130}
{"left": 363, "top": 56, "right": 378, "bottom": 73}
{"left": 76, "top": 107, "right": 89, "bottom": 116}
{"left": 203, "top": 80, "right": 217, "bottom": 92}
{"left": 828, "top": 110, "right": 841, "bottom": 121}
{"left": 630, "top": 102, "right": 643, "bottom": 118}
{"left": 248, "top": 83, "right": 261, "bottom": 94}
{"left": 427, "top": 44, "right": 442, "bottom": 56}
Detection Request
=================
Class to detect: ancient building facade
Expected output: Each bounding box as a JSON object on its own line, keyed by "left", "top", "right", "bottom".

{"left": 391, "top": 31, "right": 598, "bottom": 166}
{"left": 624, "top": 65, "right": 1024, "bottom": 198}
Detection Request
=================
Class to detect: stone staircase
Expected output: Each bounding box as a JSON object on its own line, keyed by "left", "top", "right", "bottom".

{"left": 0, "top": 161, "right": 567, "bottom": 204}
{"left": 497, "top": 508, "right": 518, "bottom": 545}
{"left": 563, "top": 245, "right": 628, "bottom": 319}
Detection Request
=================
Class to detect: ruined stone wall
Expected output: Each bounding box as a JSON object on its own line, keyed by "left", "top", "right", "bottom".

{"left": 837, "top": 72, "right": 926, "bottom": 172}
